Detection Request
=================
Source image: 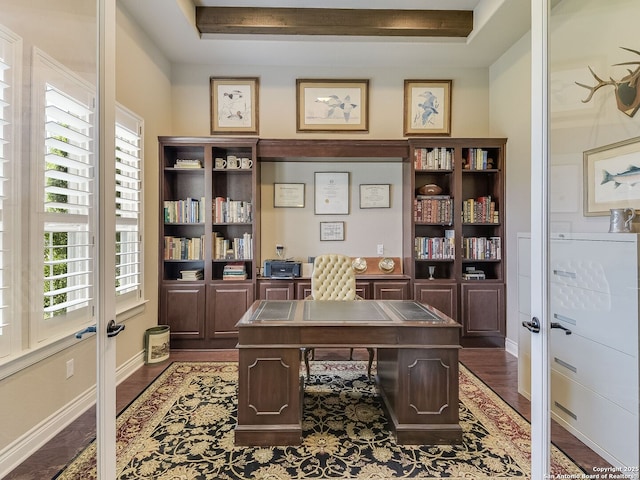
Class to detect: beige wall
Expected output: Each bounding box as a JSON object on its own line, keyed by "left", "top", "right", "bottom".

{"left": 490, "top": 31, "right": 532, "bottom": 350}
{"left": 170, "top": 65, "right": 491, "bottom": 138}
{"left": 489, "top": 0, "right": 640, "bottom": 350}
{"left": 169, "top": 64, "right": 492, "bottom": 262}
{"left": 260, "top": 161, "right": 404, "bottom": 261}
{"left": 115, "top": 2, "right": 172, "bottom": 367}
{"left": 547, "top": 0, "right": 640, "bottom": 232}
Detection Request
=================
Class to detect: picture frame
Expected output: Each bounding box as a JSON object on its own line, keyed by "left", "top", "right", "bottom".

{"left": 583, "top": 136, "right": 640, "bottom": 216}
{"left": 314, "top": 172, "right": 350, "bottom": 215}
{"left": 274, "top": 183, "right": 305, "bottom": 208}
{"left": 320, "top": 221, "right": 345, "bottom": 241}
{"left": 359, "top": 184, "right": 390, "bottom": 209}
{"left": 210, "top": 77, "right": 259, "bottom": 135}
{"left": 296, "top": 79, "right": 369, "bottom": 132}
{"left": 403, "top": 79, "right": 452, "bottom": 136}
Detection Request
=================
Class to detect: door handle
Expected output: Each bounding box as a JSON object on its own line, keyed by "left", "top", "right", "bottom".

{"left": 522, "top": 316, "right": 541, "bottom": 333}
{"left": 107, "top": 319, "right": 125, "bottom": 337}
{"left": 75, "top": 325, "right": 97, "bottom": 339}
{"left": 76, "top": 320, "right": 125, "bottom": 339}
{"left": 551, "top": 322, "right": 572, "bottom": 335}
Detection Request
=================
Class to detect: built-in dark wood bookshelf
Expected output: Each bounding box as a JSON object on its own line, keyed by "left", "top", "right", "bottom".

{"left": 159, "top": 137, "right": 259, "bottom": 349}
{"left": 407, "top": 138, "right": 506, "bottom": 347}
{"left": 158, "top": 137, "right": 506, "bottom": 349}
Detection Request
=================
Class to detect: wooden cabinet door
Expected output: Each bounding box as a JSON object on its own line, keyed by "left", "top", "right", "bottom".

{"left": 207, "top": 283, "right": 255, "bottom": 338}
{"left": 414, "top": 282, "right": 457, "bottom": 319}
{"left": 296, "top": 281, "right": 312, "bottom": 299}
{"left": 460, "top": 283, "right": 505, "bottom": 346}
{"left": 160, "top": 284, "right": 206, "bottom": 340}
{"left": 356, "top": 281, "right": 372, "bottom": 299}
{"left": 373, "top": 281, "right": 409, "bottom": 299}
{"left": 259, "top": 281, "right": 295, "bottom": 300}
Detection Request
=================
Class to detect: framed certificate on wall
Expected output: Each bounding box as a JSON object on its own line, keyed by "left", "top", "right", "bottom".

{"left": 359, "top": 184, "right": 390, "bottom": 208}
{"left": 274, "top": 183, "right": 305, "bottom": 208}
{"left": 320, "top": 221, "right": 345, "bottom": 241}
{"left": 314, "top": 172, "right": 349, "bottom": 215}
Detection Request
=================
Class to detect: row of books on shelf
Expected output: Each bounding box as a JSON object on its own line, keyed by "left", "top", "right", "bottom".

{"left": 414, "top": 147, "right": 453, "bottom": 170}
{"left": 164, "top": 235, "right": 204, "bottom": 260}
{"left": 223, "top": 262, "right": 247, "bottom": 281}
{"left": 163, "top": 197, "right": 205, "bottom": 223}
{"left": 415, "top": 231, "right": 455, "bottom": 259}
{"left": 414, "top": 196, "right": 453, "bottom": 223}
{"left": 212, "top": 232, "right": 253, "bottom": 260}
{"left": 462, "top": 236, "right": 501, "bottom": 260}
{"left": 462, "top": 148, "right": 495, "bottom": 170}
{"left": 213, "top": 197, "right": 252, "bottom": 223}
{"left": 414, "top": 235, "right": 501, "bottom": 261}
{"left": 178, "top": 269, "right": 203, "bottom": 281}
{"left": 173, "top": 158, "right": 202, "bottom": 169}
{"left": 462, "top": 196, "right": 498, "bottom": 223}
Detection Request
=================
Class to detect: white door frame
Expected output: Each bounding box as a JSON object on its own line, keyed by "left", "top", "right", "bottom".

{"left": 530, "top": 0, "right": 551, "bottom": 477}
{"left": 96, "top": 0, "right": 117, "bottom": 477}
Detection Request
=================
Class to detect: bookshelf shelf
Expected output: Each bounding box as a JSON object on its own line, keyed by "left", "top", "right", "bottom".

{"left": 408, "top": 138, "right": 506, "bottom": 347}
{"left": 159, "top": 137, "right": 259, "bottom": 348}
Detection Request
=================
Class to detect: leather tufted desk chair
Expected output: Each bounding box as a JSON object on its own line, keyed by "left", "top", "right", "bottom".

{"left": 303, "top": 253, "right": 374, "bottom": 378}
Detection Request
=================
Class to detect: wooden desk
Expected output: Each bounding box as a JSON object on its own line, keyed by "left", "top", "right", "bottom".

{"left": 235, "top": 299, "right": 462, "bottom": 446}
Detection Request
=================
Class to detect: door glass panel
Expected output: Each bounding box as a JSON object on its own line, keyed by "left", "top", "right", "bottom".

{"left": 0, "top": 1, "right": 100, "bottom": 478}
{"left": 549, "top": 0, "right": 639, "bottom": 475}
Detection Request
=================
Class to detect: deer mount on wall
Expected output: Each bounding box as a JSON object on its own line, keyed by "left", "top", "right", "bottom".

{"left": 576, "top": 46, "right": 640, "bottom": 117}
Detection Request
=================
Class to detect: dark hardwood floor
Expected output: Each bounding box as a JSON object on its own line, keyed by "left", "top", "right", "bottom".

{"left": 4, "top": 348, "right": 609, "bottom": 479}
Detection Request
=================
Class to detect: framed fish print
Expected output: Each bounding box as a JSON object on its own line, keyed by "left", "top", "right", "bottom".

{"left": 210, "top": 77, "right": 259, "bottom": 134}
{"left": 583, "top": 136, "right": 640, "bottom": 216}
{"left": 403, "top": 80, "right": 452, "bottom": 136}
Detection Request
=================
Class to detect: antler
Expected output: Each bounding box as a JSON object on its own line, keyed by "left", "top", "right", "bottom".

{"left": 614, "top": 47, "right": 640, "bottom": 87}
{"left": 575, "top": 66, "right": 617, "bottom": 103}
{"left": 575, "top": 47, "right": 640, "bottom": 117}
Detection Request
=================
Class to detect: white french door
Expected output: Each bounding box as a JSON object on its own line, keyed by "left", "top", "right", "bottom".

{"left": 531, "top": 0, "right": 640, "bottom": 477}
{"left": 530, "top": 1, "right": 551, "bottom": 476}
{"left": 96, "top": 0, "right": 118, "bottom": 477}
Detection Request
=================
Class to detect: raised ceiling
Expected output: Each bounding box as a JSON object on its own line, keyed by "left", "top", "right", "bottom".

{"left": 119, "top": 0, "right": 531, "bottom": 68}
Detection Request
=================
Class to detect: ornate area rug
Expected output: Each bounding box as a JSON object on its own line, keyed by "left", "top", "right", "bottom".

{"left": 55, "top": 361, "right": 584, "bottom": 479}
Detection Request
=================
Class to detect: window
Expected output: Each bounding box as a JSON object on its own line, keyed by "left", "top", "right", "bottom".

{"left": 0, "top": 25, "right": 21, "bottom": 360}
{"left": 115, "top": 107, "right": 143, "bottom": 310}
{"left": 0, "top": 44, "right": 145, "bottom": 366}
{"left": 32, "top": 49, "right": 96, "bottom": 343}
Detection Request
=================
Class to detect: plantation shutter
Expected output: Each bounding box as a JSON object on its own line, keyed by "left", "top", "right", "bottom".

{"left": 0, "top": 25, "right": 20, "bottom": 359}
{"left": 115, "top": 107, "right": 142, "bottom": 303}
{"left": 42, "top": 83, "right": 94, "bottom": 323}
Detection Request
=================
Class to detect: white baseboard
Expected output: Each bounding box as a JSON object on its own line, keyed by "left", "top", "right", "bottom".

{"left": 504, "top": 337, "right": 518, "bottom": 358}
{"left": 0, "top": 351, "right": 145, "bottom": 478}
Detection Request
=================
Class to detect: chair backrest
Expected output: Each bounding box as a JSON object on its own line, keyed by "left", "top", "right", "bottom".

{"left": 311, "top": 254, "right": 356, "bottom": 300}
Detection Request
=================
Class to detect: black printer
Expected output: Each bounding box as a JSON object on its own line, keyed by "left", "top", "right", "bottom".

{"left": 263, "top": 259, "right": 302, "bottom": 278}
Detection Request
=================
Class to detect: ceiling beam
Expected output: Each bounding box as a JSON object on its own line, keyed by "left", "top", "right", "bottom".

{"left": 195, "top": 7, "right": 473, "bottom": 37}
